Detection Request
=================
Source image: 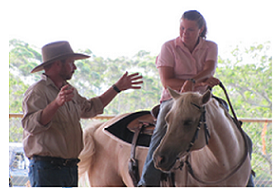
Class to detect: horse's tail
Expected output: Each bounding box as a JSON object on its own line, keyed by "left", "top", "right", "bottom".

{"left": 78, "top": 122, "right": 103, "bottom": 181}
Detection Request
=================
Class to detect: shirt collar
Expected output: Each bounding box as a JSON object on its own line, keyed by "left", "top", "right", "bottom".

{"left": 41, "top": 73, "right": 66, "bottom": 90}
{"left": 175, "top": 36, "right": 207, "bottom": 51}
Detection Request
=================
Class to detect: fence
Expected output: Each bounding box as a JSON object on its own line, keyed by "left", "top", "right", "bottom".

{"left": 9, "top": 114, "right": 272, "bottom": 187}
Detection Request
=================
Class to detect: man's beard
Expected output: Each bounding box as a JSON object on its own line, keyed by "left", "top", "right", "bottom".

{"left": 60, "top": 64, "right": 74, "bottom": 80}
{"left": 60, "top": 70, "right": 74, "bottom": 80}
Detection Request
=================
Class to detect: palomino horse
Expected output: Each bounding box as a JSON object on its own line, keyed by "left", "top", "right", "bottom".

{"left": 78, "top": 112, "right": 154, "bottom": 187}
{"left": 153, "top": 88, "right": 252, "bottom": 186}
{"left": 78, "top": 89, "right": 251, "bottom": 186}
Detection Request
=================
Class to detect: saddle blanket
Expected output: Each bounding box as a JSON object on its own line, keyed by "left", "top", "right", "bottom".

{"left": 104, "top": 111, "right": 153, "bottom": 147}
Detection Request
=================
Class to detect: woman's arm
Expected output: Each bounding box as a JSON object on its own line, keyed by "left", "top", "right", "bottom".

{"left": 158, "top": 59, "right": 217, "bottom": 92}
{"left": 158, "top": 66, "right": 186, "bottom": 91}
{"left": 181, "top": 60, "right": 217, "bottom": 92}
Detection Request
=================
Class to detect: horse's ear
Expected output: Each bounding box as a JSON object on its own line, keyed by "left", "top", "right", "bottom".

{"left": 168, "top": 87, "right": 181, "bottom": 99}
{"left": 201, "top": 90, "right": 211, "bottom": 104}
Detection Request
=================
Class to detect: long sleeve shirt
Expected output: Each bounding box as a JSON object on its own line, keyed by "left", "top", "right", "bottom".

{"left": 22, "top": 74, "right": 104, "bottom": 159}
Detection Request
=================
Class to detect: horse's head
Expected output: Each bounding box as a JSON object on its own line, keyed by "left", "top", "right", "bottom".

{"left": 153, "top": 88, "right": 212, "bottom": 172}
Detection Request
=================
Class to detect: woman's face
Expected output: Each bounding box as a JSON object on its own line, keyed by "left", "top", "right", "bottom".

{"left": 179, "top": 18, "right": 203, "bottom": 46}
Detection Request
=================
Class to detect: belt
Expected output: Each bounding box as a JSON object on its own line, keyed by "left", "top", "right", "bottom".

{"left": 30, "top": 155, "right": 80, "bottom": 167}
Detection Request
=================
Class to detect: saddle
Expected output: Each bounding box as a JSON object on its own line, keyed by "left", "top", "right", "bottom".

{"left": 104, "top": 107, "right": 174, "bottom": 186}
{"left": 105, "top": 108, "right": 168, "bottom": 186}
{"left": 104, "top": 111, "right": 156, "bottom": 147}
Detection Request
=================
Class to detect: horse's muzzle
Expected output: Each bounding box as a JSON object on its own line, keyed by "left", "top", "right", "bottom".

{"left": 153, "top": 152, "right": 176, "bottom": 172}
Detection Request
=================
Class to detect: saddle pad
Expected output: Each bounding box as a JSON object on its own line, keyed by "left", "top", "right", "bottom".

{"left": 104, "top": 111, "right": 152, "bottom": 147}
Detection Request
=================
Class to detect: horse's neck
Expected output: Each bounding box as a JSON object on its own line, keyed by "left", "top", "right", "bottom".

{"left": 194, "top": 101, "right": 245, "bottom": 170}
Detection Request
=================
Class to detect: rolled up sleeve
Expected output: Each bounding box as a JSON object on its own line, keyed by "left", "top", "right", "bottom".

{"left": 205, "top": 42, "right": 218, "bottom": 62}
{"left": 156, "top": 40, "right": 175, "bottom": 68}
{"left": 78, "top": 95, "right": 104, "bottom": 119}
{"left": 21, "top": 91, "right": 51, "bottom": 134}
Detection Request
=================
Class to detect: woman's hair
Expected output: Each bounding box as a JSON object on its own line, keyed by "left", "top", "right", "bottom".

{"left": 181, "top": 10, "right": 207, "bottom": 38}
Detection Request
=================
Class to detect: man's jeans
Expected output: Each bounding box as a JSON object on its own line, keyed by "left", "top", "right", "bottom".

{"left": 28, "top": 158, "right": 78, "bottom": 187}
{"left": 138, "top": 100, "right": 173, "bottom": 186}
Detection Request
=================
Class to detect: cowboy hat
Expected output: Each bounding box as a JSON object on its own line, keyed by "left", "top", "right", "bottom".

{"left": 31, "top": 41, "right": 90, "bottom": 73}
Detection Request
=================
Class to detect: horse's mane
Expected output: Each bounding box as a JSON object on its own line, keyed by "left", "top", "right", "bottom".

{"left": 171, "top": 92, "right": 202, "bottom": 114}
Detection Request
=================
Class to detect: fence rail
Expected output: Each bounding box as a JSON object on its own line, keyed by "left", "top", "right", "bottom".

{"left": 8, "top": 113, "right": 273, "bottom": 123}
{"left": 9, "top": 114, "right": 272, "bottom": 187}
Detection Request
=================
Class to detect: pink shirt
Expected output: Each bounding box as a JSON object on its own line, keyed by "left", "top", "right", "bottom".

{"left": 156, "top": 37, "right": 218, "bottom": 102}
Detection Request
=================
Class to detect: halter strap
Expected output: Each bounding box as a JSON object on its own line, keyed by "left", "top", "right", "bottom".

{"left": 186, "top": 106, "right": 210, "bottom": 152}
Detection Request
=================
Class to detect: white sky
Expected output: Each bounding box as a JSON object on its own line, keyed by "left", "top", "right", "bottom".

{"left": 8, "top": 0, "right": 272, "bottom": 59}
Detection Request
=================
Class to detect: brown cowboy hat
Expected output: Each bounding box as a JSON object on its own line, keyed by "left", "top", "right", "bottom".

{"left": 31, "top": 41, "right": 90, "bottom": 73}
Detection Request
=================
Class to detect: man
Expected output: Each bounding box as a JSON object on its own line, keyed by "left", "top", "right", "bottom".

{"left": 21, "top": 41, "right": 143, "bottom": 187}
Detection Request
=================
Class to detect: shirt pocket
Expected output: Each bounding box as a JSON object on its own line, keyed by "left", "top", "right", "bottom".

{"left": 70, "top": 99, "right": 81, "bottom": 121}
{"left": 51, "top": 107, "right": 70, "bottom": 130}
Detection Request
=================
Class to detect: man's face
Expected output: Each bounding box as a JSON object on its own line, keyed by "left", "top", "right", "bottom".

{"left": 60, "top": 58, "right": 77, "bottom": 80}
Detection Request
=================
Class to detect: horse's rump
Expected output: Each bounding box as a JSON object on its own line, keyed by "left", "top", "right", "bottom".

{"left": 78, "top": 122, "right": 102, "bottom": 178}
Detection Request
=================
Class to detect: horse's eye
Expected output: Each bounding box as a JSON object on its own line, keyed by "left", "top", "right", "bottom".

{"left": 184, "top": 120, "right": 193, "bottom": 126}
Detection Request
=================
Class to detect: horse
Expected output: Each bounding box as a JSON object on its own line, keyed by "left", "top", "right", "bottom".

{"left": 153, "top": 88, "right": 252, "bottom": 186}
{"left": 78, "top": 112, "right": 154, "bottom": 187}
{"left": 78, "top": 89, "right": 252, "bottom": 186}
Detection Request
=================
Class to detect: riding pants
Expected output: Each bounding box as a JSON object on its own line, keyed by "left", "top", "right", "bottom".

{"left": 138, "top": 99, "right": 173, "bottom": 186}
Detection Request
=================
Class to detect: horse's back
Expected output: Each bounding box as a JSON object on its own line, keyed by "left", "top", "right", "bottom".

{"left": 79, "top": 112, "right": 153, "bottom": 186}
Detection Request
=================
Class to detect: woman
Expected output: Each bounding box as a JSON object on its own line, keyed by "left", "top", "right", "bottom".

{"left": 138, "top": 10, "right": 220, "bottom": 186}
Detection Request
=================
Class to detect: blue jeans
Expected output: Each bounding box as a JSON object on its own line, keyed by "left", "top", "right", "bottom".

{"left": 28, "top": 158, "right": 78, "bottom": 187}
{"left": 138, "top": 100, "right": 173, "bottom": 186}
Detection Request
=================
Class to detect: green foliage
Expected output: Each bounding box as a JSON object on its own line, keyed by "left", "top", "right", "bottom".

{"left": 213, "top": 42, "right": 272, "bottom": 118}
{"left": 9, "top": 39, "right": 271, "bottom": 118}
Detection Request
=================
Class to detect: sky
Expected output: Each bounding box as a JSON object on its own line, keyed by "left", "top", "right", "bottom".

{"left": 8, "top": 0, "right": 272, "bottom": 59}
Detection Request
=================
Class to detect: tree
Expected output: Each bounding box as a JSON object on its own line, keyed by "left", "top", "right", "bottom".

{"left": 213, "top": 42, "right": 272, "bottom": 118}
{"left": 9, "top": 39, "right": 271, "bottom": 118}
{"left": 9, "top": 39, "right": 41, "bottom": 113}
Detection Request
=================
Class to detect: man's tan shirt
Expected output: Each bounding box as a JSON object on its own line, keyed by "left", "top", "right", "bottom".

{"left": 22, "top": 74, "right": 104, "bottom": 159}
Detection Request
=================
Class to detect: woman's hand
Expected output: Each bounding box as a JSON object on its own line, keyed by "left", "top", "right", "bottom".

{"left": 195, "top": 76, "right": 220, "bottom": 88}
{"left": 115, "top": 71, "right": 143, "bottom": 91}
{"left": 181, "top": 77, "right": 220, "bottom": 93}
{"left": 180, "top": 80, "right": 195, "bottom": 93}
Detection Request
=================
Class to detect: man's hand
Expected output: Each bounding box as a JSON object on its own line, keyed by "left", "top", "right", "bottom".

{"left": 55, "top": 84, "right": 75, "bottom": 107}
{"left": 115, "top": 72, "right": 143, "bottom": 91}
{"left": 40, "top": 84, "right": 74, "bottom": 126}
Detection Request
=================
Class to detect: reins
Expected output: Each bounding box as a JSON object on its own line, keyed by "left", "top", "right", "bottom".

{"left": 218, "top": 82, "right": 241, "bottom": 128}
{"left": 175, "top": 82, "right": 250, "bottom": 185}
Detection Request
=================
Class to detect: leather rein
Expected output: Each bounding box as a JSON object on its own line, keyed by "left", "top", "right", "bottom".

{"left": 174, "top": 82, "right": 250, "bottom": 185}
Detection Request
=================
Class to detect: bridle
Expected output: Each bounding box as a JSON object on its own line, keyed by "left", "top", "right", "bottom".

{"left": 174, "top": 82, "right": 250, "bottom": 185}
{"left": 186, "top": 105, "right": 210, "bottom": 153}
